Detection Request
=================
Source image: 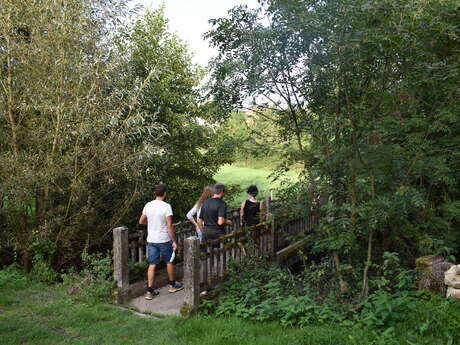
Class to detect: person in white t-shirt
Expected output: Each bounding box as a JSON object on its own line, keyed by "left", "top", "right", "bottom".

{"left": 138, "top": 184, "right": 183, "bottom": 300}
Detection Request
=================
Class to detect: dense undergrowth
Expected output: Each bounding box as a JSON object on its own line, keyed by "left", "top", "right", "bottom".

{"left": 200, "top": 255, "right": 460, "bottom": 344}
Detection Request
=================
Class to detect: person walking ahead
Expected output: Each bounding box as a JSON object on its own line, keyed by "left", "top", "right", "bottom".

{"left": 198, "top": 183, "right": 232, "bottom": 242}
{"left": 139, "top": 184, "right": 183, "bottom": 300}
{"left": 240, "top": 185, "right": 265, "bottom": 226}
{"left": 186, "top": 186, "right": 213, "bottom": 242}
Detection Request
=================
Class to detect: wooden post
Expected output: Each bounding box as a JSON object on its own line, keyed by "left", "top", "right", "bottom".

{"left": 113, "top": 226, "right": 129, "bottom": 304}
{"left": 183, "top": 236, "right": 200, "bottom": 315}
{"left": 265, "top": 197, "right": 276, "bottom": 258}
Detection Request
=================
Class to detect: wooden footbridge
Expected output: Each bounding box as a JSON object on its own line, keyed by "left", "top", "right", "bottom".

{"left": 112, "top": 200, "right": 319, "bottom": 316}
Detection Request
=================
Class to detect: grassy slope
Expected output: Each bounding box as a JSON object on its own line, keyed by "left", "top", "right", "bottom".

{"left": 214, "top": 164, "right": 298, "bottom": 208}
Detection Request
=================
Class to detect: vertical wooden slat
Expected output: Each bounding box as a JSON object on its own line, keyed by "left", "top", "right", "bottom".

{"left": 222, "top": 239, "right": 227, "bottom": 276}
{"left": 207, "top": 243, "right": 213, "bottom": 287}
{"left": 215, "top": 244, "right": 220, "bottom": 279}
{"left": 130, "top": 242, "right": 136, "bottom": 262}
{"left": 137, "top": 230, "right": 144, "bottom": 262}
{"left": 138, "top": 243, "right": 143, "bottom": 263}
{"left": 264, "top": 231, "right": 267, "bottom": 254}
{"left": 202, "top": 247, "right": 208, "bottom": 286}
{"left": 230, "top": 234, "right": 236, "bottom": 261}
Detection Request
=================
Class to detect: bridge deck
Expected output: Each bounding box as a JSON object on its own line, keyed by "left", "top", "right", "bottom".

{"left": 127, "top": 286, "right": 185, "bottom": 316}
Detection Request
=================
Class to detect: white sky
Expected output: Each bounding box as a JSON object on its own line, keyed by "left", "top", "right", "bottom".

{"left": 135, "top": 0, "right": 259, "bottom": 67}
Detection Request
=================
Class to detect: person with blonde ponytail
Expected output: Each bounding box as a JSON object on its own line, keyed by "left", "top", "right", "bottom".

{"left": 186, "top": 186, "right": 213, "bottom": 241}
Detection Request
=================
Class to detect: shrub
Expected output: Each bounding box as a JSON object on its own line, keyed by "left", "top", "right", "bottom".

{"left": 0, "top": 264, "right": 28, "bottom": 290}
{"left": 30, "top": 239, "right": 58, "bottom": 283}
{"left": 129, "top": 261, "right": 148, "bottom": 283}
{"left": 31, "top": 257, "right": 58, "bottom": 283}
{"left": 62, "top": 248, "right": 115, "bottom": 302}
{"left": 80, "top": 249, "right": 115, "bottom": 301}
{"left": 359, "top": 290, "right": 420, "bottom": 328}
{"left": 200, "top": 256, "right": 346, "bottom": 326}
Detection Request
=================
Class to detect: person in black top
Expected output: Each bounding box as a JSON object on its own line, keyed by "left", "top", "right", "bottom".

{"left": 240, "top": 185, "right": 265, "bottom": 226}
{"left": 198, "top": 183, "right": 232, "bottom": 242}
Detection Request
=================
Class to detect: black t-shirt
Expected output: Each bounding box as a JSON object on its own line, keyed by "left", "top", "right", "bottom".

{"left": 199, "top": 197, "right": 227, "bottom": 231}
{"left": 243, "top": 200, "right": 261, "bottom": 226}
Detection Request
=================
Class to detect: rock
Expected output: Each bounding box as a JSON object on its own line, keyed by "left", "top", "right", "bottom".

{"left": 446, "top": 287, "right": 460, "bottom": 299}
{"left": 445, "top": 265, "right": 460, "bottom": 289}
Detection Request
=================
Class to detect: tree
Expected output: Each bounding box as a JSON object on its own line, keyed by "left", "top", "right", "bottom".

{"left": 207, "top": 0, "right": 460, "bottom": 295}
{"left": 114, "top": 8, "right": 233, "bottom": 218}
{"left": 0, "top": 2, "right": 232, "bottom": 269}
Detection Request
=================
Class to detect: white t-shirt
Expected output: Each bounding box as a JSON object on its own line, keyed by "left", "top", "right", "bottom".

{"left": 142, "top": 200, "right": 173, "bottom": 243}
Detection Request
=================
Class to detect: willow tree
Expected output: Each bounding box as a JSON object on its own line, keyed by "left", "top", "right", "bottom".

{"left": 0, "top": 2, "right": 229, "bottom": 270}
{"left": 0, "top": 0, "right": 144, "bottom": 268}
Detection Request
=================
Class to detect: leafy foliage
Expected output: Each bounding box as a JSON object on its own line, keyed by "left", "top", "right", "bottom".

{"left": 201, "top": 256, "right": 460, "bottom": 344}
{"left": 200, "top": 256, "right": 346, "bottom": 326}
{"left": 0, "top": 2, "right": 232, "bottom": 269}
{"left": 206, "top": 0, "right": 460, "bottom": 295}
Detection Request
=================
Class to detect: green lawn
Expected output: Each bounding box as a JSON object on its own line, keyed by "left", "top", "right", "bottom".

{"left": 1, "top": 270, "right": 458, "bottom": 345}
{"left": 0, "top": 279, "right": 359, "bottom": 345}
{"left": 214, "top": 164, "right": 298, "bottom": 208}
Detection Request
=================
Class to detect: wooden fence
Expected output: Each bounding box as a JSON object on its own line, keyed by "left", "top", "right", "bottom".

{"left": 120, "top": 208, "right": 244, "bottom": 265}
{"left": 113, "top": 202, "right": 318, "bottom": 304}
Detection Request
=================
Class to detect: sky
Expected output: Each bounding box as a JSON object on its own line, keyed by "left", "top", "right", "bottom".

{"left": 135, "top": 0, "right": 259, "bottom": 67}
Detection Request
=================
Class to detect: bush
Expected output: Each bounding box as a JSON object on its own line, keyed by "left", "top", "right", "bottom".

{"left": 30, "top": 239, "right": 58, "bottom": 283}
{"left": 357, "top": 292, "right": 460, "bottom": 343}
{"left": 369, "top": 252, "right": 417, "bottom": 293}
{"left": 200, "top": 256, "right": 346, "bottom": 326}
{"left": 78, "top": 249, "right": 115, "bottom": 301}
{"left": 31, "top": 257, "right": 58, "bottom": 283}
{"left": 202, "top": 252, "right": 460, "bottom": 345}
{"left": 359, "top": 290, "right": 420, "bottom": 328}
{"left": 129, "top": 261, "right": 148, "bottom": 283}
{"left": 62, "top": 248, "right": 115, "bottom": 302}
{"left": 0, "top": 264, "right": 28, "bottom": 290}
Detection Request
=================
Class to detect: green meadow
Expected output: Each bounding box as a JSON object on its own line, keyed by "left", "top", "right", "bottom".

{"left": 213, "top": 164, "right": 298, "bottom": 207}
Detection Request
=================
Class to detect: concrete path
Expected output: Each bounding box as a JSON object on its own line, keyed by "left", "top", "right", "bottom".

{"left": 126, "top": 286, "right": 185, "bottom": 316}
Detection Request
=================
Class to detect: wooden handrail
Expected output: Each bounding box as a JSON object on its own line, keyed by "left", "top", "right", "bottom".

{"left": 113, "top": 198, "right": 320, "bottom": 308}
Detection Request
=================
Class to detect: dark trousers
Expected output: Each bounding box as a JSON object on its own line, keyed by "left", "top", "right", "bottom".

{"left": 202, "top": 228, "right": 225, "bottom": 244}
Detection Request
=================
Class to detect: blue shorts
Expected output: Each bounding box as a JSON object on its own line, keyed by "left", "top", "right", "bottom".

{"left": 147, "top": 241, "right": 173, "bottom": 265}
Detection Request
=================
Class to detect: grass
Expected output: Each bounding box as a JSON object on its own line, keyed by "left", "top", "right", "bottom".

{"left": 214, "top": 164, "right": 298, "bottom": 208}
{"left": 1, "top": 269, "right": 459, "bottom": 345}
{"left": 0, "top": 279, "right": 338, "bottom": 345}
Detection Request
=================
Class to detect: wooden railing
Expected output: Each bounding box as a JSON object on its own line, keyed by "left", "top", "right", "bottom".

{"left": 113, "top": 200, "right": 318, "bottom": 304}
{"left": 182, "top": 215, "right": 316, "bottom": 312}
{"left": 113, "top": 206, "right": 249, "bottom": 303}
{"left": 122, "top": 207, "right": 244, "bottom": 266}
{"left": 199, "top": 222, "right": 274, "bottom": 287}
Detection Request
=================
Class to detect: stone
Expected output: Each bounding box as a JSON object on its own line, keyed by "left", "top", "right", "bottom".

{"left": 445, "top": 265, "right": 460, "bottom": 289}
{"left": 446, "top": 287, "right": 460, "bottom": 299}
{"left": 416, "top": 255, "right": 443, "bottom": 272}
